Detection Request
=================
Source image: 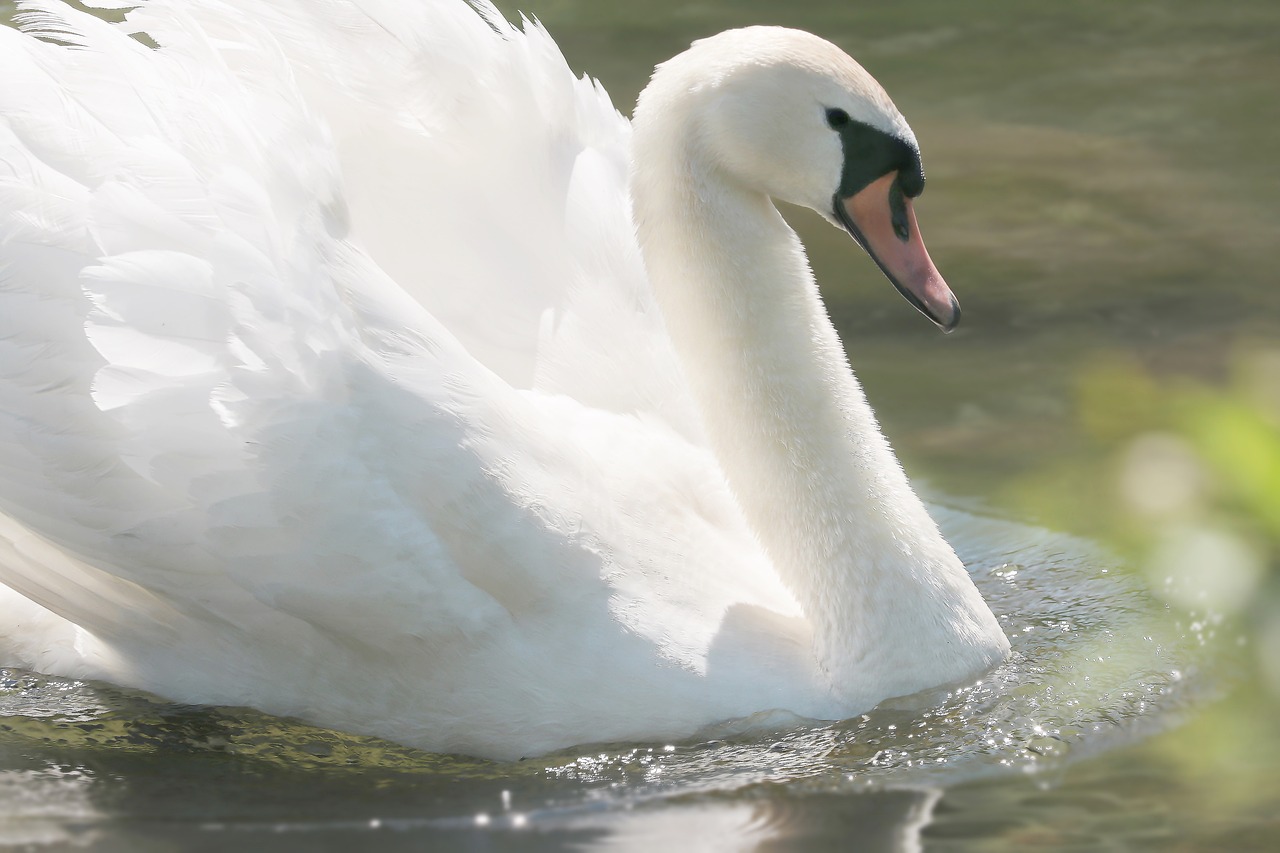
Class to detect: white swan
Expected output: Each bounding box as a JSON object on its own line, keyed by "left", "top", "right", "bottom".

{"left": 0, "top": 0, "right": 1008, "bottom": 759}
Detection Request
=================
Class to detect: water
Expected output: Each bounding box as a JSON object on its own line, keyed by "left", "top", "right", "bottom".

{"left": 3, "top": 0, "right": 1279, "bottom": 849}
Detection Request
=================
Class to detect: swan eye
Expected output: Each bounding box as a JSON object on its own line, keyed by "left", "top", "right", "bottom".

{"left": 825, "top": 108, "right": 850, "bottom": 129}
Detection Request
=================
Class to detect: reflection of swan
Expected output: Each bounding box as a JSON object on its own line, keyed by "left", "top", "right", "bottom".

{"left": 0, "top": 0, "right": 1008, "bottom": 759}
{"left": 556, "top": 788, "right": 943, "bottom": 853}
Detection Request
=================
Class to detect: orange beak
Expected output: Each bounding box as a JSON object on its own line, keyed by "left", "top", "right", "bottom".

{"left": 835, "top": 172, "right": 959, "bottom": 332}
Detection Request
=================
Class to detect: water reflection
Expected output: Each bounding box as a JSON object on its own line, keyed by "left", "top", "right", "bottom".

{"left": 0, "top": 764, "right": 101, "bottom": 848}
{"left": 552, "top": 789, "right": 942, "bottom": 853}
{"left": 0, "top": 737, "right": 945, "bottom": 852}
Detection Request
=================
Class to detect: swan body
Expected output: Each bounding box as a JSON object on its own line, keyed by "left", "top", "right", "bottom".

{"left": 0, "top": 0, "right": 1008, "bottom": 759}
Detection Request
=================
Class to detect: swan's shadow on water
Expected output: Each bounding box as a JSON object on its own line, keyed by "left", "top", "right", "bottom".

{"left": 0, "top": 501, "right": 1212, "bottom": 850}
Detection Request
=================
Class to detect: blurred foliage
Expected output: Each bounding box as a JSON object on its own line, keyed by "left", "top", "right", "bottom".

{"left": 1009, "top": 346, "right": 1280, "bottom": 697}
{"left": 993, "top": 348, "right": 1280, "bottom": 846}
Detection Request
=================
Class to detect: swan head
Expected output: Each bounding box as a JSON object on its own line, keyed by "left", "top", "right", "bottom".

{"left": 633, "top": 26, "right": 958, "bottom": 331}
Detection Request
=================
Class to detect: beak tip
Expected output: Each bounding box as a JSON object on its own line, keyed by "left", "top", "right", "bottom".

{"left": 937, "top": 297, "right": 961, "bottom": 334}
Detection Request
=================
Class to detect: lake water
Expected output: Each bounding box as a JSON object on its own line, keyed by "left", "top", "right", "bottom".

{"left": 2, "top": 1, "right": 1278, "bottom": 850}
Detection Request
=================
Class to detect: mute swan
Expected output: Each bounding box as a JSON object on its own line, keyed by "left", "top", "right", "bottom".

{"left": 0, "top": 0, "right": 1009, "bottom": 759}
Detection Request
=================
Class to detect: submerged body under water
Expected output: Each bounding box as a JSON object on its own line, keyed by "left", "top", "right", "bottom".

{"left": 0, "top": 503, "right": 1231, "bottom": 850}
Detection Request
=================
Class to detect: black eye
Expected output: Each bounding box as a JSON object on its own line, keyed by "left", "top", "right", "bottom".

{"left": 825, "top": 107, "right": 850, "bottom": 129}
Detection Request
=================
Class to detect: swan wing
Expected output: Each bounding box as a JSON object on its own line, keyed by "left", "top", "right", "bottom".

{"left": 164, "top": 0, "right": 705, "bottom": 438}
{"left": 0, "top": 2, "right": 529, "bottom": 664}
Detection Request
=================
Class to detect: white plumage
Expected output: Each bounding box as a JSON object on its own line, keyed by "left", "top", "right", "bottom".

{"left": 0, "top": 0, "right": 1007, "bottom": 759}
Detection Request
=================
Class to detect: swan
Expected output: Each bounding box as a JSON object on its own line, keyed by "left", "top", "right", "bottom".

{"left": 0, "top": 0, "right": 1009, "bottom": 759}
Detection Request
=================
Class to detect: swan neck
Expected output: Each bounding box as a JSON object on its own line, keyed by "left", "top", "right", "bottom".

{"left": 633, "top": 146, "right": 1006, "bottom": 699}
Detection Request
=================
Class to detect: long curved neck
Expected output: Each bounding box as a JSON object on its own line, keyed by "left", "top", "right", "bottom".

{"left": 632, "top": 136, "right": 1006, "bottom": 702}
